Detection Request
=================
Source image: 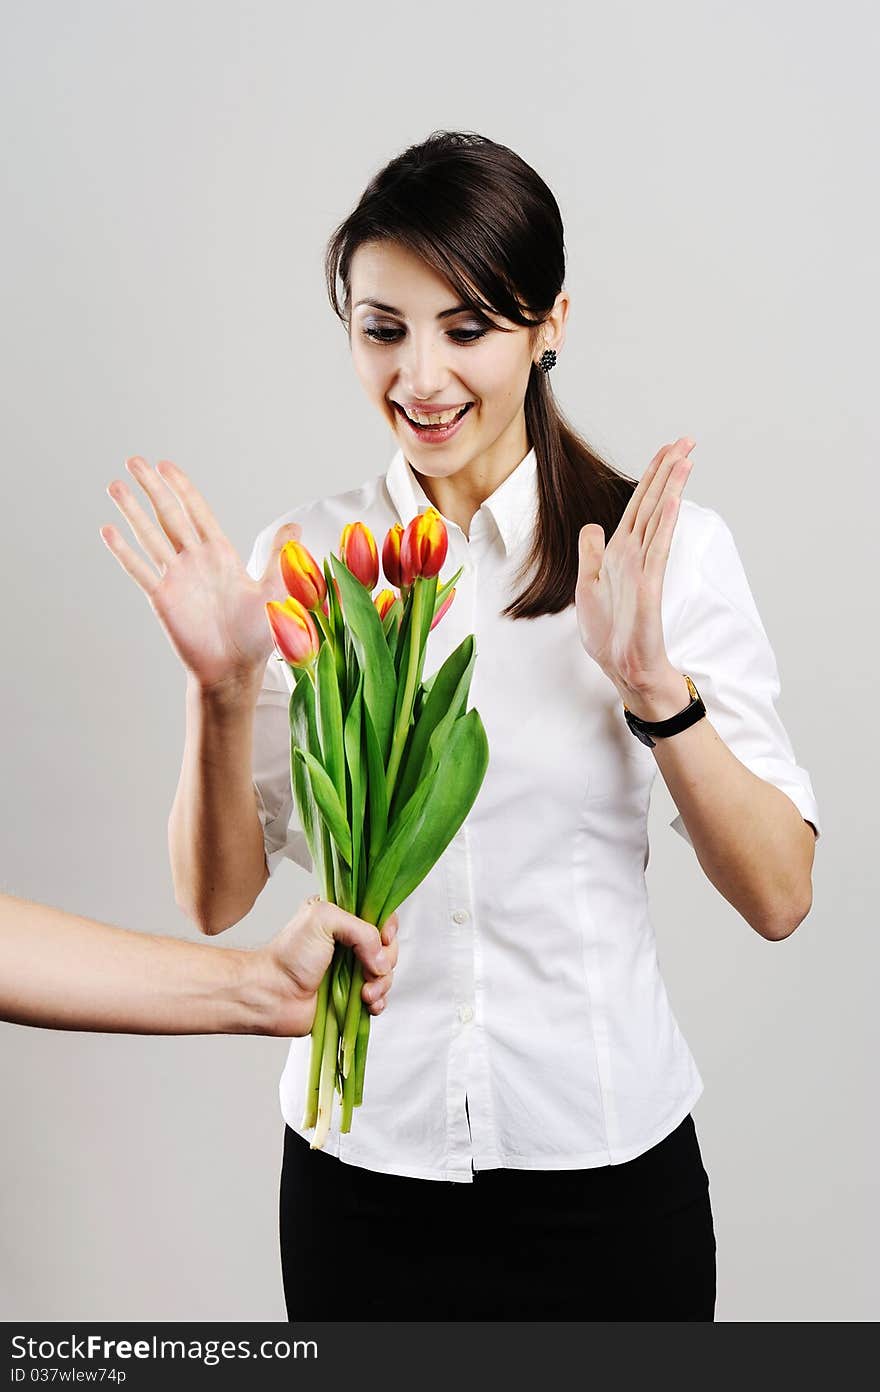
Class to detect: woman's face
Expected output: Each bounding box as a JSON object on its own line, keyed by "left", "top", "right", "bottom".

{"left": 348, "top": 239, "right": 550, "bottom": 484}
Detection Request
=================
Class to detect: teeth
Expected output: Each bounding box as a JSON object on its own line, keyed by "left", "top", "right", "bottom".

{"left": 403, "top": 405, "right": 467, "bottom": 426}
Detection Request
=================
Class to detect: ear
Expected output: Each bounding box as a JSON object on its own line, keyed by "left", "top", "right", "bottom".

{"left": 542, "top": 289, "right": 570, "bottom": 356}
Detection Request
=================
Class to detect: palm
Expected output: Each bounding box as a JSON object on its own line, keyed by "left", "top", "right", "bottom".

{"left": 101, "top": 456, "right": 300, "bottom": 690}
{"left": 575, "top": 540, "right": 666, "bottom": 687}
{"left": 574, "top": 437, "right": 697, "bottom": 691}
{"left": 149, "top": 538, "right": 275, "bottom": 687}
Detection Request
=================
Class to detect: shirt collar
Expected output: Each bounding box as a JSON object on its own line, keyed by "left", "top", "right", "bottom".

{"left": 383, "top": 445, "right": 539, "bottom": 557}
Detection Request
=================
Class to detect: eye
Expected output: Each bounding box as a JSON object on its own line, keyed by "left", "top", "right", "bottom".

{"left": 361, "top": 326, "right": 489, "bottom": 345}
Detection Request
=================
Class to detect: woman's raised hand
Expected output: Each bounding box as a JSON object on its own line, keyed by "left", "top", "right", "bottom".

{"left": 100, "top": 456, "right": 301, "bottom": 695}
{"left": 575, "top": 436, "right": 696, "bottom": 699}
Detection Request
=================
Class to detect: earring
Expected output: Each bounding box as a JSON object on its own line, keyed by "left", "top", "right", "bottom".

{"left": 538, "top": 348, "right": 557, "bottom": 372}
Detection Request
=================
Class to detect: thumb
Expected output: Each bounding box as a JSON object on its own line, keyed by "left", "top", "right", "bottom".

{"left": 577, "top": 523, "right": 605, "bottom": 585}
{"left": 261, "top": 522, "right": 303, "bottom": 593}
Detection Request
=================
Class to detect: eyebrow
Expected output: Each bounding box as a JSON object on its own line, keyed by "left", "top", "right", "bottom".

{"left": 354, "top": 299, "right": 476, "bottom": 320}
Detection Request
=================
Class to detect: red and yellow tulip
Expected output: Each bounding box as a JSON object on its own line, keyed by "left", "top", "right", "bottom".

{"left": 381, "top": 523, "right": 405, "bottom": 589}
{"left": 266, "top": 596, "right": 320, "bottom": 668}
{"left": 400, "top": 507, "right": 448, "bottom": 585}
{"left": 374, "top": 588, "right": 397, "bottom": 620}
{"left": 280, "top": 539, "right": 326, "bottom": 611}
{"left": 340, "top": 522, "right": 379, "bottom": 591}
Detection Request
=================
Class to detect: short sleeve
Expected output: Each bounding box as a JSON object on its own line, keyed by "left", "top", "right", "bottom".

{"left": 664, "top": 509, "right": 822, "bottom": 848}
{"left": 245, "top": 525, "right": 313, "bottom": 877}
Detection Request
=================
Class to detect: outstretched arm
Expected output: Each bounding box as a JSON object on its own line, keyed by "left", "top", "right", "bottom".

{"left": 0, "top": 893, "right": 398, "bottom": 1036}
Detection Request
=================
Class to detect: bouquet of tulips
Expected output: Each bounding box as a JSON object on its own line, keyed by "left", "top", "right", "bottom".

{"left": 265, "top": 507, "right": 489, "bottom": 1149}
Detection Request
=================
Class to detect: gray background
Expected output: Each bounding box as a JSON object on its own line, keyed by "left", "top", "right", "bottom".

{"left": 1, "top": 0, "right": 876, "bottom": 1322}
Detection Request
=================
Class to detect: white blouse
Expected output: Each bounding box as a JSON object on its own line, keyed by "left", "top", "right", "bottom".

{"left": 245, "top": 445, "right": 822, "bottom": 1183}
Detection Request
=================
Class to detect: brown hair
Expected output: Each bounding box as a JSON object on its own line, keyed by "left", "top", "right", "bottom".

{"left": 324, "top": 129, "right": 639, "bottom": 620}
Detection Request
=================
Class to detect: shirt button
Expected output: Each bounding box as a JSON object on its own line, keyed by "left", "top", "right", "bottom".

{"left": 452, "top": 909, "right": 470, "bottom": 924}
{"left": 458, "top": 1004, "right": 474, "bottom": 1024}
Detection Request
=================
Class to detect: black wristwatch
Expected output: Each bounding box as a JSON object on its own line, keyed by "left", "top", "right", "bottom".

{"left": 623, "top": 674, "right": 706, "bottom": 748}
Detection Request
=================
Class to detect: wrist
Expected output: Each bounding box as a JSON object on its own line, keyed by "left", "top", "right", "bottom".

{"left": 232, "top": 948, "right": 288, "bottom": 1036}
{"left": 186, "top": 666, "right": 265, "bottom": 715}
{"left": 618, "top": 668, "right": 692, "bottom": 722}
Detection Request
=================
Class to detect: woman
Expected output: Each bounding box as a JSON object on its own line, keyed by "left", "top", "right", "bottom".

{"left": 101, "top": 130, "right": 821, "bottom": 1321}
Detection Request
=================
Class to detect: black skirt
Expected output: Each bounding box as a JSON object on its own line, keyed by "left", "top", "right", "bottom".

{"left": 279, "top": 1111, "right": 716, "bottom": 1321}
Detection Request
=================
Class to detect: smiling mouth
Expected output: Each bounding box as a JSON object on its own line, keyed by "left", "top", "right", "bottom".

{"left": 392, "top": 401, "right": 474, "bottom": 431}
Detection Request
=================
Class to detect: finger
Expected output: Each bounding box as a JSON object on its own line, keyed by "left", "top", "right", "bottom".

{"left": 154, "top": 458, "right": 226, "bottom": 544}
{"left": 106, "top": 475, "right": 178, "bottom": 571}
{"left": 374, "top": 934, "right": 399, "bottom": 972}
{"left": 617, "top": 440, "right": 674, "bottom": 536}
{"left": 310, "top": 899, "right": 390, "bottom": 976}
{"left": 644, "top": 460, "right": 691, "bottom": 569}
{"left": 125, "top": 456, "right": 201, "bottom": 553}
{"left": 379, "top": 911, "right": 399, "bottom": 946}
{"left": 362, "top": 971, "right": 393, "bottom": 1009}
{"left": 99, "top": 522, "right": 161, "bottom": 599}
{"left": 633, "top": 438, "right": 695, "bottom": 549}
{"left": 642, "top": 447, "right": 694, "bottom": 556}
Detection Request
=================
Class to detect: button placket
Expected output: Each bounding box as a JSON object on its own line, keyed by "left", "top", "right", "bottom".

{"left": 442, "top": 821, "right": 477, "bottom": 1173}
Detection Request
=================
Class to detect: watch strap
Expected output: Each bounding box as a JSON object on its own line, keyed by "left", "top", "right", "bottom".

{"left": 623, "top": 674, "right": 705, "bottom": 748}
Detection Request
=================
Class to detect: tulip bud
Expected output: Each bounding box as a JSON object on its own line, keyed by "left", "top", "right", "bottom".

{"left": 266, "top": 596, "right": 320, "bottom": 668}
{"left": 340, "top": 521, "right": 379, "bottom": 591}
{"left": 400, "top": 507, "right": 448, "bottom": 584}
{"left": 374, "top": 588, "right": 397, "bottom": 620}
{"left": 381, "top": 523, "right": 405, "bottom": 589}
{"left": 430, "top": 586, "right": 456, "bottom": 631}
{"left": 280, "top": 539, "right": 326, "bottom": 610}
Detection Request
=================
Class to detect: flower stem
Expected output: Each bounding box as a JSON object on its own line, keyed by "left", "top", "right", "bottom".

{"left": 302, "top": 968, "right": 329, "bottom": 1129}
{"left": 384, "top": 578, "right": 424, "bottom": 804}
{"left": 340, "top": 957, "right": 366, "bottom": 1079}
{"left": 304, "top": 822, "right": 337, "bottom": 1135}
{"left": 354, "top": 1010, "right": 371, "bottom": 1107}
{"left": 312, "top": 998, "right": 340, "bottom": 1150}
{"left": 340, "top": 1048, "right": 358, "bottom": 1132}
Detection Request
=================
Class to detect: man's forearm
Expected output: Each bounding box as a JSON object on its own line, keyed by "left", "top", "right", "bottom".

{"left": 622, "top": 669, "right": 816, "bottom": 940}
{"left": 0, "top": 894, "right": 270, "bottom": 1033}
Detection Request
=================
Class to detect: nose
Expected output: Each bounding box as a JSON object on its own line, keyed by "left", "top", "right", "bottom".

{"left": 396, "top": 332, "right": 451, "bottom": 401}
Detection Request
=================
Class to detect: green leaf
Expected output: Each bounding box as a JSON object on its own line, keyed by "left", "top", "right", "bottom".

{"left": 377, "top": 708, "right": 489, "bottom": 924}
{"left": 343, "top": 674, "right": 366, "bottom": 909}
{"left": 294, "top": 748, "right": 352, "bottom": 867}
{"left": 393, "top": 587, "right": 414, "bottom": 682}
{"left": 359, "top": 774, "right": 435, "bottom": 924}
{"left": 390, "top": 635, "right": 476, "bottom": 822}
{"left": 289, "top": 679, "right": 320, "bottom": 869}
{"left": 390, "top": 574, "right": 437, "bottom": 749}
{"left": 331, "top": 838, "right": 353, "bottom": 913}
{"left": 330, "top": 554, "right": 397, "bottom": 765}
{"left": 434, "top": 564, "right": 463, "bottom": 612}
{"left": 331, "top": 943, "right": 352, "bottom": 1031}
{"left": 362, "top": 701, "right": 388, "bottom": 863}
{"left": 316, "top": 639, "right": 346, "bottom": 805}
{"left": 321, "top": 558, "right": 338, "bottom": 643}
{"left": 382, "top": 598, "right": 403, "bottom": 664}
